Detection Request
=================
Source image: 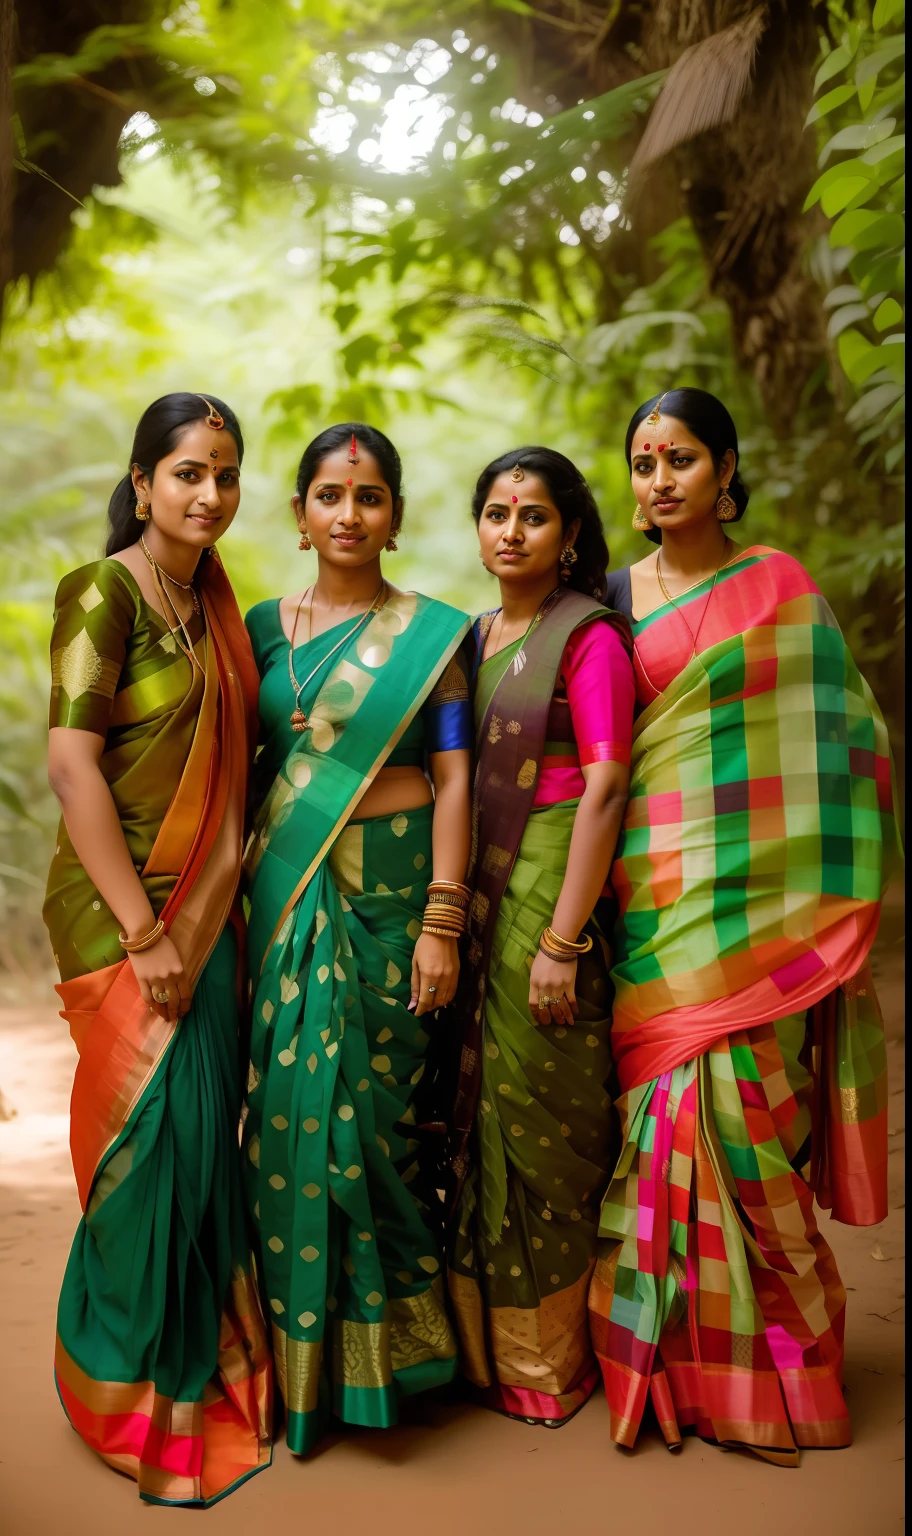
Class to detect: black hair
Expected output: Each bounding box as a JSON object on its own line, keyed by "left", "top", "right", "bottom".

{"left": 471, "top": 446, "right": 609, "bottom": 596}
{"left": 295, "top": 423, "right": 403, "bottom": 519}
{"left": 105, "top": 392, "right": 244, "bottom": 556}
{"left": 625, "top": 388, "right": 749, "bottom": 545}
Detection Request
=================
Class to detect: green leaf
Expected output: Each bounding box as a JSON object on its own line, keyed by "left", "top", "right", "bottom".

{"left": 838, "top": 327, "right": 884, "bottom": 383}
{"left": 804, "top": 159, "right": 877, "bottom": 210}
{"left": 805, "top": 83, "right": 857, "bottom": 125}
{"left": 828, "top": 302, "right": 871, "bottom": 338}
{"left": 873, "top": 0, "right": 905, "bottom": 29}
{"left": 823, "top": 284, "right": 863, "bottom": 308}
{"left": 819, "top": 117, "right": 896, "bottom": 165}
{"left": 861, "top": 133, "right": 906, "bottom": 165}
{"left": 874, "top": 296, "right": 904, "bottom": 329}
{"left": 830, "top": 208, "right": 905, "bottom": 249}
{"left": 815, "top": 37, "right": 859, "bottom": 93}
{"left": 845, "top": 381, "right": 904, "bottom": 425}
{"left": 859, "top": 254, "right": 903, "bottom": 295}
{"left": 885, "top": 441, "right": 906, "bottom": 472}
{"left": 822, "top": 175, "right": 880, "bottom": 216}
{"left": 855, "top": 37, "right": 906, "bottom": 86}
{"left": 0, "top": 781, "right": 30, "bottom": 820}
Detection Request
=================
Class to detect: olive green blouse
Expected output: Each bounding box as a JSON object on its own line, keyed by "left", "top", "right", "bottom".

{"left": 44, "top": 559, "right": 206, "bottom": 981}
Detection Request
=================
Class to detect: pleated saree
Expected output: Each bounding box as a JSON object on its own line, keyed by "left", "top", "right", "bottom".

{"left": 448, "top": 588, "right": 634, "bottom": 1425}
{"left": 593, "top": 547, "right": 899, "bottom": 1463}
{"left": 44, "top": 554, "right": 272, "bottom": 1506}
{"left": 243, "top": 588, "right": 470, "bottom": 1454}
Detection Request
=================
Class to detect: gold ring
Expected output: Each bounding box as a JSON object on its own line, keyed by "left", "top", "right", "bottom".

{"left": 153, "top": 989, "right": 170, "bottom": 1004}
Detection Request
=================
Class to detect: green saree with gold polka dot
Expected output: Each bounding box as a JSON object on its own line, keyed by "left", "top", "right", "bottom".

{"left": 243, "top": 590, "right": 468, "bottom": 1454}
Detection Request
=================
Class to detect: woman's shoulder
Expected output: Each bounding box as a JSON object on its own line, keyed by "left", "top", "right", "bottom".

{"left": 406, "top": 589, "right": 470, "bottom": 629}
{"left": 602, "top": 565, "right": 632, "bottom": 615}
{"left": 245, "top": 596, "right": 282, "bottom": 633}
{"left": 54, "top": 558, "right": 137, "bottom": 616}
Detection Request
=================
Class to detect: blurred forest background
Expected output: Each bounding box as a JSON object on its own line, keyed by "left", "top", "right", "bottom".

{"left": 0, "top": 0, "right": 904, "bottom": 990}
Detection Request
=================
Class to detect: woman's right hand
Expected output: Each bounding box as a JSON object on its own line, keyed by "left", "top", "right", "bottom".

{"left": 129, "top": 934, "right": 192, "bottom": 1022}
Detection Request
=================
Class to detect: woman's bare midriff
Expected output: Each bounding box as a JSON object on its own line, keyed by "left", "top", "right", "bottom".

{"left": 357, "top": 764, "right": 433, "bottom": 820}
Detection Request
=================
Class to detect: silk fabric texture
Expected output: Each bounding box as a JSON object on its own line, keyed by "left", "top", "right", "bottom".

{"left": 448, "top": 591, "right": 634, "bottom": 1424}
{"left": 242, "top": 589, "right": 471, "bottom": 1453}
{"left": 45, "top": 555, "right": 273, "bottom": 1506}
{"left": 589, "top": 545, "right": 898, "bottom": 1463}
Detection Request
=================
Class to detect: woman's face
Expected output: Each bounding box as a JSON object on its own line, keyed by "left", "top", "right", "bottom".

{"left": 292, "top": 445, "right": 400, "bottom": 568}
{"left": 477, "top": 470, "right": 578, "bottom": 588}
{"left": 133, "top": 421, "right": 241, "bottom": 548}
{"left": 629, "top": 416, "right": 735, "bottom": 536}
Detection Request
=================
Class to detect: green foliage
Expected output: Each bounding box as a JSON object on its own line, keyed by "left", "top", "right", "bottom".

{"left": 805, "top": 6, "right": 905, "bottom": 464}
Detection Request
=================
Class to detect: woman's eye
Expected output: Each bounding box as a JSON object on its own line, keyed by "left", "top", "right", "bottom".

{"left": 317, "top": 491, "right": 338, "bottom": 503}
{"left": 360, "top": 492, "right": 381, "bottom": 504}
{"left": 673, "top": 456, "right": 693, "bottom": 467}
{"left": 177, "top": 470, "right": 199, "bottom": 482}
{"left": 486, "top": 509, "right": 505, "bottom": 521}
{"left": 633, "top": 461, "right": 650, "bottom": 473}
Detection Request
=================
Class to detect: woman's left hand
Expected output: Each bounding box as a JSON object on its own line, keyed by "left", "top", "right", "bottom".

{"left": 529, "top": 950, "right": 578, "bottom": 1027}
{"left": 410, "top": 933, "right": 459, "bottom": 1016}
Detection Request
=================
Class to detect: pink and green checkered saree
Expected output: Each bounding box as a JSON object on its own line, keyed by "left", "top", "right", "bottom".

{"left": 589, "top": 545, "right": 898, "bottom": 1464}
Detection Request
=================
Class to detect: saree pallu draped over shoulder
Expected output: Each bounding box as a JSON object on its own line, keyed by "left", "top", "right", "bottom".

{"left": 589, "top": 546, "right": 900, "bottom": 1464}
{"left": 447, "top": 589, "right": 633, "bottom": 1426}
{"left": 243, "top": 589, "right": 469, "bottom": 1454}
{"left": 48, "top": 555, "right": 273, "bottom": 1506}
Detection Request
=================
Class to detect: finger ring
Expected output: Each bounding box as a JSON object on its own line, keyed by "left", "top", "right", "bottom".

{"left": 537, "top": 996, "right": 549, "bottom": 1008}
{"left": 153, "top": 989, "right": 170, "bottom": 1003}
{"left": 427, "top": 986, "right": 437, "bottom": 994}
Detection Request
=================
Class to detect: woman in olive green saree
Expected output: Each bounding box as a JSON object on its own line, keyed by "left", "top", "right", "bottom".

{"left": 243, "top": 423, "right": 472, "bottom": 1453}
{"left": 45, "top": 394, "right": 272, "bottom": 1506}
{"left": 447, "top": 447, "right": 634, "bottom": 1426}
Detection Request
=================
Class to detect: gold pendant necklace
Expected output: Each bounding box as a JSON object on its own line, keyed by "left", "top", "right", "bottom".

{"left": 140, "top": 538, "right": 204, "bottom": 676}
{"left": 634, "top": 540, "right": 736, "bottom": 697}
{"left": 140, "top": 535, "right": 200, "bottom": 615}
{"left": 287, "top": 581, "right": 387, "bottom": 732}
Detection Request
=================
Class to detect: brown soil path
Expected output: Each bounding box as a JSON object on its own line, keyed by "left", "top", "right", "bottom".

{"left": 0, "top": 896, "right": 903, "bottom": 1536}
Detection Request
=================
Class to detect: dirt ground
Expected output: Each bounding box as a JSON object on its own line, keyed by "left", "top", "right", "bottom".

{"left": 0, "top": 891, "right": 904, "bottom": 1536}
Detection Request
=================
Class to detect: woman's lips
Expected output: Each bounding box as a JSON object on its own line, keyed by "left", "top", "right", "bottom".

{"left": 187, "top": 513, "right": 220, "bottom": 525}
{"left": 653, "top": 498, "right": 683, "bottom": 511}
{"left": 497, "top": 549, "right": 525, "bottom": 561}
{"left": 332, "top": 533, "right": 366, "bottom": 546}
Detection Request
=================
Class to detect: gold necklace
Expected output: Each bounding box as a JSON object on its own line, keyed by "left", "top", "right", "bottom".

{"left": 140, "top": 535, "right": 200, "bottom": 614}
{"left": 140, "top": 538, "right": 203, "bottom": 675}
{"left": 634, "top": 541, "right": 736, "bottom": 697}
{"left": 287, "top": 581, "right": 386, "bottom": 732}
{"left": 486, "top": 585, "right": 561, "bottom": 662}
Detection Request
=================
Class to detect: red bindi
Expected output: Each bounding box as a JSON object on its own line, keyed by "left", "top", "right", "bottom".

{"left": 346, "top": 477, "right": 353, "bottom": 487}
{"left": 658, "top": 443, "right": 666, "bottom": 453}
{"left": 642, "top": 443, "right": 650, "bottom": 451}
{"left": 511, "top": 495, "right": 518, "bottom": 503}
{"left": 669, "top": 440, "right": 674, "bottom": 446}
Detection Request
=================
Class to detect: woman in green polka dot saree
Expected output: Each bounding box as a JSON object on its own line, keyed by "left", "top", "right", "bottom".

{"left": 242, "top": 424, "right": 472, "bottom": 1453}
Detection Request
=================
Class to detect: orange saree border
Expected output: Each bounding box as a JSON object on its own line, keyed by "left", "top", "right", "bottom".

{"left": 56, "top": 553, "right": 259, "bottom": 1210}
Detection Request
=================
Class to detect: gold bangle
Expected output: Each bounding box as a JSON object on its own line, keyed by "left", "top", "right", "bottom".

{"left": 423, "top": 903, "right": 466, "bottom": 919}
{"left": 541, "top": 925, "right": 592, "bottom": 956}
{"left": 422, "top": 924, "right": 462, "bottom": 939}
{"left": 119, "top": 918, "right": 165, "bottom": 953}
{"left": 427, "top": 881, "right": 471, "bottom": 899}
{"left": 423, "top": 890, "right": 469, "bottom": 909}
{"left": 423, "top": 918, "right": 466, "bottom": 935}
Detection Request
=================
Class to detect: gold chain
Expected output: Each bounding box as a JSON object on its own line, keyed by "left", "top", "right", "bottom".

{"left": 287, "top": 581, "right": 386, "bottom": 730}
{"left": 140, "top": 537, "right": 203, "bottom": 675}
{"left": 140, "top": 534, "right": 200, "bottom": 614}
{"left": 634, "top": 540, "right": 737, "bottom": 698}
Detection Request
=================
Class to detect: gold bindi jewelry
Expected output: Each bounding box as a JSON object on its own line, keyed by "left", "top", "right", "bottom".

{"left": 135, "top": 500, "right": 151, "bottom": 522}
{"left": 510, "top": 465, "right": 525, "bottom": 482}
{"left": 644, "top": 392, "right": 669, "bottom": 431}
{"left": 141, "top": 534, "right": 201, "bottom": 616}
{"left": 348, "top": 433, "right": 360, "bottom": 466}
{"left": 198, "top": 396, "right": 225, "bottom": 429}
{"left": 287, "top": 581, "right": 386, "bottom": 732}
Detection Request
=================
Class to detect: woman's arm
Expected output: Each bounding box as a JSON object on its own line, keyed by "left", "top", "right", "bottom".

{"left": 528, "top": 758, "right": 629, "bottom": 1026}
{"left": 410, "top": 746, "right": 472, "bottom": 1017}
{"left": 48, "top": 727, "right": 191, "bottom": 1022}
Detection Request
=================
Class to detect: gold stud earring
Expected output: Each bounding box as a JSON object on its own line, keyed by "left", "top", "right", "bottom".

{"left": 632, "top": 505, "right": 651, "bottom": 531}
{"left": 716, "top": 488, "right": 738, "bottom": 523}
{"left": 559, "top": 544, "right": 578, "bottom": 582}
{"left": 135, "top": 501, "right": 151, "bottom": 522}
{"left": 298, "top": 532, "right": 311, "bottom": 550}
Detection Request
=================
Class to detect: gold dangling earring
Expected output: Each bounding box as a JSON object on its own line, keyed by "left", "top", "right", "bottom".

{"left": 716, "top": 487, "right": 737, "bottom": 523}
{"left": 559, "top": 544, "right": 578, "bottom": 582}
{"left": 298, "top": 532, "right": 311, "bottom": 550}
{"left": 386, "top": 529, "right": 399, "bottom": 551}
{"left": 632, "top": 505, "right": 651, "bottom": 531}
{"left": 135, "top": 501, "right": 151, "bottom": 522}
